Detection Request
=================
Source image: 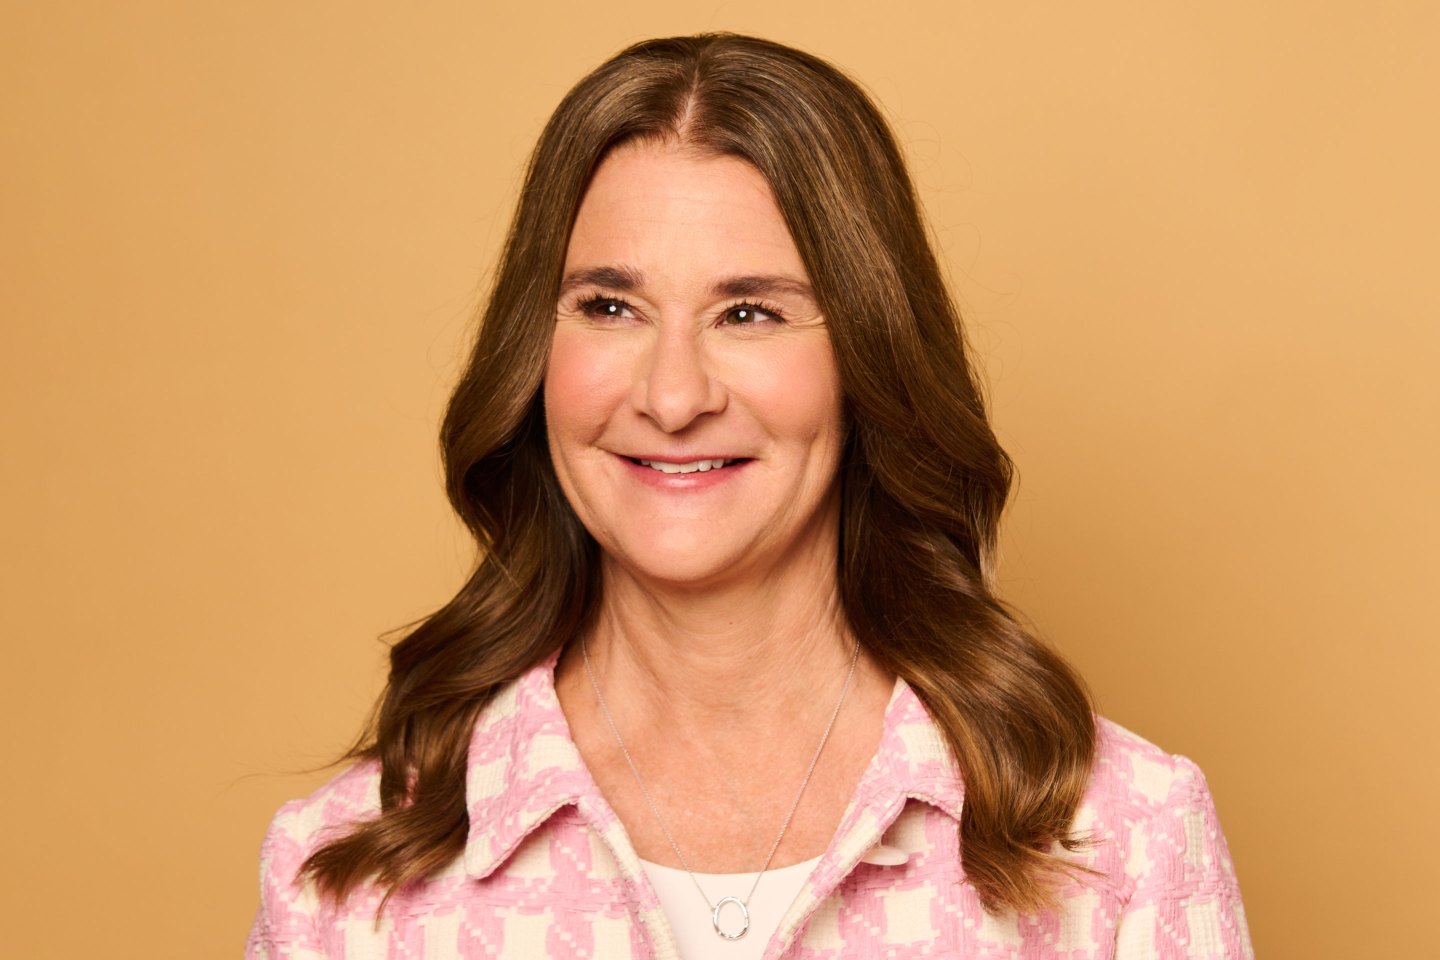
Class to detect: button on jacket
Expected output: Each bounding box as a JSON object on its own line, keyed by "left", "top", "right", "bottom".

{"left": 245, "top": 648, "right": 1254, "bottom": 958}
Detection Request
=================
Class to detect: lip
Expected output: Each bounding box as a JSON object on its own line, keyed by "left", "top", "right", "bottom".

{"left": 613, "top": 452, "right": 752, "bottom": 490}
{"left": 623, "top": 453, "right": 748, "bottom": 463}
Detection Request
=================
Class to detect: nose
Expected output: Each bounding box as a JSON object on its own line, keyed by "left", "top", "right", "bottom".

{"left": 632, "top": 321, "right": 726, "bottom": 432}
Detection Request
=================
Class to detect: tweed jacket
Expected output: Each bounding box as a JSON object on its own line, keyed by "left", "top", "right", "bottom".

{"left": 245, "top": 647, "right": 1254, "bottom": 958}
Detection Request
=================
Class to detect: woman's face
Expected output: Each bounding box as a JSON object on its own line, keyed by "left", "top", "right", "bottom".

{"left": 544, "top": 140, "right": 845, "bottom": 587}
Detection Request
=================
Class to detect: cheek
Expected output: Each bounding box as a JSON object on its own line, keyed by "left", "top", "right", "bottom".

{"left": 739, "top": 338, "right": 844, "bottom": 444}
{"left": 544, "top": 329, "right": 626, "bottom": 448}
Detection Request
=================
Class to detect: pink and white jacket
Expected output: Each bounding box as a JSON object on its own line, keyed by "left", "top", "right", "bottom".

{"left": 245, "top": 647, "right": 1254, "bottom": 958}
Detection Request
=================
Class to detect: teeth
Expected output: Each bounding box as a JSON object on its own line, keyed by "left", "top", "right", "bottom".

{"left": 637, "top": 458, "right": 733, "bottom": 474}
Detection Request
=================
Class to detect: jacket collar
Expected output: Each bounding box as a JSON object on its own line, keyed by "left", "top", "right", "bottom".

{"left": 851, "top": 677, "right": 967, "bottom": 822}
{"left": 461, "top": 646, "right": 594, "bottom": 879}
{"left": 462, "top": 645, "right": 964, "bottom": 880}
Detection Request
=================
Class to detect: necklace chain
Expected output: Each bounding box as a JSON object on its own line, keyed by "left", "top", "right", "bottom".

{"left": 580, "top": 634, "right": 861, "bottom": 940}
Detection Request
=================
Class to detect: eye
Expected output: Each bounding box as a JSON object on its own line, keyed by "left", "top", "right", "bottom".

{"left": 720, "top": 301, "right": 785, "bottom": 326}
{"left": 575, "top": 293, "right": 636, "bottom": 321}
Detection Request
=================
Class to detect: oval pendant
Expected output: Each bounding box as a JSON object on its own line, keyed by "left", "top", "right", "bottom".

{"left": 712, "top": 896, "right": 750, "bottom": 940}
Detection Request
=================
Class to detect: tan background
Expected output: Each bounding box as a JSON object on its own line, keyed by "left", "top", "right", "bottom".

{"left": 3, "top": 1, "right": 1435, "bottom": 956}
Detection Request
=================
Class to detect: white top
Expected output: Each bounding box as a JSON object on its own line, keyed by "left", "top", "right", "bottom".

{"left": 638, "top": 855, "right": 824, "bottom": 960}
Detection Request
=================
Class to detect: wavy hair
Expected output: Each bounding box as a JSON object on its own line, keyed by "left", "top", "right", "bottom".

{"left": 302, "top": 32, "right": 1096, "bottom": 916}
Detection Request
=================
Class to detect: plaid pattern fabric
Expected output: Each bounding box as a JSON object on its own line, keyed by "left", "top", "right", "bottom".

{"left": 246, "top": 648, "right": 1253, "bottom": 958}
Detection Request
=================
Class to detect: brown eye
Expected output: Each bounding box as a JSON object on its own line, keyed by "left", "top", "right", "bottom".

{"left": 579, "top": 296, "right": 634, "bottom": 320}
{"left": 722, "top": 303, "right": 781, "bottom": 325}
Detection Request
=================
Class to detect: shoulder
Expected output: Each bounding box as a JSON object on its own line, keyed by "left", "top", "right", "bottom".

{"left": 256, "top": 672, "right": 533, "bottom": 870}
{"left": 1085, "top": 714, "right": 1214, "bottom": 816}
{"left": 258, "top": 758, "right": 383, "bottom": 868}
{"left": 1079, "top": 720, "right": 1254, "bottom": 953}
{"left": 247, "top": 760, "right": 385, "bottom": 953}
{"left": 1074, "top": 715, "right": 1242, "bottom": 902}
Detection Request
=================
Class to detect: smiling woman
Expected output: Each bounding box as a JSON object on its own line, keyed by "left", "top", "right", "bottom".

{"left": 245, "top": 33, "right": 1253, "bottom": 959}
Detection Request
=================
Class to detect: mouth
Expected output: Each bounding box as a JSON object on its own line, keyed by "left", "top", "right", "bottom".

{"left": 623, "top": 456, "right": 751, "bottom": 475}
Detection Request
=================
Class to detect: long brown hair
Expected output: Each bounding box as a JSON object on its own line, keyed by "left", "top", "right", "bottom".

{"left": 302, "top": 32, "right": 1096, "bottom": 916}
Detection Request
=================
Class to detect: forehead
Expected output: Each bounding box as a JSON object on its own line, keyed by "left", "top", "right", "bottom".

{"left": 564, "top": 140, "right": 806, "bottom": 277}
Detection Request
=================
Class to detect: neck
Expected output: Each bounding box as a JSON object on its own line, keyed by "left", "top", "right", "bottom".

{"left": 552, "top": 520, "right": 899, "bottom": 872}
{"left": 597, "top": 563, "right": 852, "bottom": 721}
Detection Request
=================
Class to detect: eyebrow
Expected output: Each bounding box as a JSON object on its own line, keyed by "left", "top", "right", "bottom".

{"left": 557, "top": 265, "right": 645, "bottom": 297}
{"left": 558, "top": 264, "right": 815, "bottom": 302}
{"left": 713, "top": 274, "right": 815, "bottom": 301}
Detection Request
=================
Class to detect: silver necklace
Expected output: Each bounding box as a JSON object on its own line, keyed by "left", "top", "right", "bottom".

{"left": 580, "top": 634, "right": 861, "bottom": 941}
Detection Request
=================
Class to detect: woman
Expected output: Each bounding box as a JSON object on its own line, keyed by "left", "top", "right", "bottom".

{"left": 246, "top": 33, "right": 1253, "bottom": 959}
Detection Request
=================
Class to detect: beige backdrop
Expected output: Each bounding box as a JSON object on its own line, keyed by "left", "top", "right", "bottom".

{"left": 3, "top": 2, "right": 1436, "bottom": 956}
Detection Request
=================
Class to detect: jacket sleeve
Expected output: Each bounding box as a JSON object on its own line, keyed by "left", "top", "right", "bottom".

{"left": 244, "top": 800, "right": 327, "bottom": 960}
{"left": 1113, "top": 756, "right": 1255, "bottom": 959}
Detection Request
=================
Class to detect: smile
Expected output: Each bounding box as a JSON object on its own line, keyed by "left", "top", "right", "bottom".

{"left": 633, "top": 457, "right": 743, "bottom": 474}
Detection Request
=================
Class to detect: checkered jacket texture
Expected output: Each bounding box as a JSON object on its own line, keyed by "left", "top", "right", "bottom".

{"left": 245, "top": 648, "right": 1254, "bottom": 958}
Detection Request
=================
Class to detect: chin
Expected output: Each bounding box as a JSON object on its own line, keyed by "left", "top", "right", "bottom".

{"left": 607, "top": 529, "right": 752, "bottom": 586}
